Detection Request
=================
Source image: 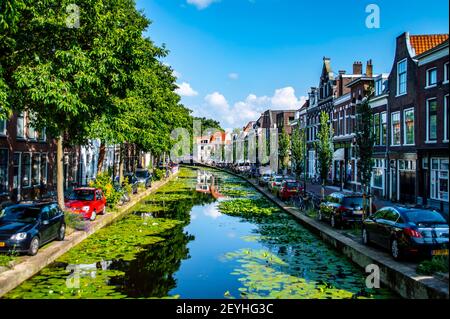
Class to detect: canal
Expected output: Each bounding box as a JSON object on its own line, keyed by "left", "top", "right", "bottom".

{"left": 5, "top": 167, "right": 396, "bottom": 299}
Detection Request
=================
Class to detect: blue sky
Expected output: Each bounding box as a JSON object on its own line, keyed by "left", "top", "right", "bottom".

{"left": 136, "top": 0, "right": 449, "bottom": 130}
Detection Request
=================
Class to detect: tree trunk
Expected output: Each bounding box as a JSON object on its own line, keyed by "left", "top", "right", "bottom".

{"left": 119, "top": 144, "right": 124, "bottom": 184}
{"left": 97, "top": 141, "right": 106, "bottom": 173}
{"left": 56, "top": 135, "right": 65, "bottom": 210}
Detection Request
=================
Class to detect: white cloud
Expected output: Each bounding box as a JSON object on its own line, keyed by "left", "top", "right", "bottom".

{"left": 187, "top": 0, "right": 217, "bottom": 10}
{"left": 176, "top": 82, "right": 198, "bottom": 97}
{"left": 228, "top": 73, "right": 239, "bottom": 80}
{"left": 173, "top": 70, "right": 182, "bottom": 79}
{"left": 191, "top": 87, "right": 306, "bottom": 129}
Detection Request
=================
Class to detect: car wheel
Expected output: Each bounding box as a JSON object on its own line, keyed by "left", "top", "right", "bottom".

{"left": 90, "top": 210, "right": 97, "bottom": 221}
{"left": 57, "top": 223, "right": 66, "bottom": 241}
{"left": 28, "top": 236, "right": 40, "bottom": 256}
{"left": 362, "top": 228, "right": 370, "bottom": 245}
{"left": 391, "top": 239, "right": 402, "bottom": 260}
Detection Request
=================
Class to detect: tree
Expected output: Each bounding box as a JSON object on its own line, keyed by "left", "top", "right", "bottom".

{"left": 278, "top": 128, "right": 290, "bottom": 174}
{"left": 355, "top": 95, "right": 375, "bottom": 215}
{"left": 316, "top": 111, "right": 333, "bottom": 198}
{"left": 291, "top": 126, "right": 306, "bottom": 183}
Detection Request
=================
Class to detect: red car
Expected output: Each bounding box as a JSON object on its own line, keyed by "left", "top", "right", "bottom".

{"left": 65, "top": 187, "right": 106, "bottom": 221}
{"left": 278, "top": 180, "right": 303, "bottom": 201}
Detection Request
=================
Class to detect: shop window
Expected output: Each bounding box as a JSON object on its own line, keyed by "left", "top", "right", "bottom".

{"left": 21, "top": 153, "right": 31, "bottom": 187}
{"left": 431, "top": 158, "right": 449, "bottom": 202}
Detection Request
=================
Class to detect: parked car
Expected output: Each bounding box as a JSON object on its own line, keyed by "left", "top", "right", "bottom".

{"left": 362, "top": 206, "right": 449, "bottom": 260}
{"left": 135, "top": 169, "right": 152, "bottom": 188}
{"left": 65, "top": 187, "right": 106, "bottom": 221}
{"left": 258, "top": 172, "right": 273, "bottom": 186}
{"left": 278, "top": 180, "right": 303, "bottom": 201}
{"left": 123, "top": 173, "right": 139, "bottom": 194}
{"left": 268, "top": 175, "right": 284, "bottom": 193}
{"left": 0, "top": 202, "right": 65, "bottom": 256}
{"left": 318, "top": 192, "right": 375, "bottom": 228}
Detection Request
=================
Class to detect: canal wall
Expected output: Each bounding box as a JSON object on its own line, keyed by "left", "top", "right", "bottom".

{"left": 203, "top": 165, "right": 449, "bottom": 299}
{"left": 0, "top": 172, "right": 179, "bottom": 298}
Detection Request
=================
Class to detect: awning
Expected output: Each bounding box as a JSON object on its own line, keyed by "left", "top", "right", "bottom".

{"left": 333, "top": 148, "right": 345, "bottom": 161}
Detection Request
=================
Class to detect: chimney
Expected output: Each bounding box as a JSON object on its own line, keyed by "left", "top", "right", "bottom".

{"left": 366, "top": 60, "right": 373, "bottom": 77}
{"left": 353, "top": 61, "right": 362, "bottom": 75}
{"left": 338, "top": 70, "right": 346, "bottom": 75}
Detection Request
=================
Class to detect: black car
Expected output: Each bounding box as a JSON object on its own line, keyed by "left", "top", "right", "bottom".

{"left": 123, "top": 173, "right": 139, "bottom": 194}
{"left": 0, "top": 202, "right": 66, "bottom": 256}
{"left": 362, "top": 206, "right": 449, "bottom": 260}
{"left": 135, "top": 169, "right": 152, "bottom": 188}
{"left": 319, "top": 192, "right": 375, "bottom": 228}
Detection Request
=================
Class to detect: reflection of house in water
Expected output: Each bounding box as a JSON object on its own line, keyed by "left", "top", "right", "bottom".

{"left": 67, "top": 260, "right": 113, "bottom": 279}
{"left": 196, "top": 170, "right": 224, "bottom": 199}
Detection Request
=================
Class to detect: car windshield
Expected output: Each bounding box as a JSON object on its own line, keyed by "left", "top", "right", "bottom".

{"left": 135, "top": 171, "right": 148, "bottom": 178}
{"left": 0, "top": 206, "right": 41, "bottom": 223}
{"left": 68, "top": 190, "right": 94, "bottom": 201}
{"left": 404, "top": 210, "right": 447, "bottom": 225}
{"left": 286, "top": 182, "right": 298, "bottom": 188}
{"left": 342, "top": 197, "right": 363, "bottom": 207}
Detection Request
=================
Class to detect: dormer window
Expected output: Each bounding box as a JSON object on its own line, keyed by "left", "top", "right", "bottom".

{"left": 426, "top": 68, "right": 437, "bottom": 88}
{"left": 375, "top": 79, "right": 385, "bottom": 96}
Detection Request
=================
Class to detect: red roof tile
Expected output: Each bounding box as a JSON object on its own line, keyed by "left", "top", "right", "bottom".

{"left": 410, "top": 34, "right": 449, "bottom": 56}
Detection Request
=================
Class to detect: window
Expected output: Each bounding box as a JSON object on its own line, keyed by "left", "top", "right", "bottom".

{"left": 391, "top": 112, "right": 401, "bottom": 145}
{"left": 444, "top": 62, "right": 449, "bottom": 84}
{"left": 430, "top": 158, "right": 449, "bottom": 201}
{"left": 21, "top": 153, "right": 31, "bottom": 187}
{"left": 371, "top": 159, "right": 384, "bottom": 189}
{"left": 381, "top": 112, "right": 387, "bottom": 146}
{"left": 0, "top": 119, "right": 6, "bottom": 135}
{"left": 0, "top": 149, "right": 8, "bottom": 194}
{"left": 32, "top": 153, "right": 40, "bottom": 185}
{"left": 427, "top": 99, "right": 437, "bottom": 142}
{"left": 403, "top": 108, "right": 414, "bottom": 145}
{"left": 426, "top": 68, "right": 437, "bottom": 87}
{"left": 38, "top": 128, "right": 46, "bottom": 142}
{"left": 373, "top": 113, "right": 380, "bottom": 145}
{"left": 445, "top": 95, "right": 449, "bottom": 142}
{"left": 397, "top": 59, "right": 407, "bottom": 95}
{"left": 41, "top": 154, "right": 47, "bottom": 184}
{"left": 13, "top": 153, "right": 21, "bottom": 190}
{"left": 17, "top": 112, "right": 25, "bottom": 138}
{"left": 375, "top": 79, "right": 384, "bottom": 96}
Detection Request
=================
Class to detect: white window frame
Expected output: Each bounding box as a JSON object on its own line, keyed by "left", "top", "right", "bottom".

{"left": 371, "top": 159, "right": 385, "bottom": 190}
{"left": 397, "top": 59, "right": 407, "bottom": 96}
{"left": 17, "top": 112, "right": 25, "bottom": 139}
{"left": 391, "top": 111, "right": 401, "bottom": 146}
{"left": 21, "top": 152, "right": 32, "bottom": 188}
{"left": 430, "top": 158, "right": 449, "bottom": 202}
{"left": 444, "top": 62, "right": 449, "bottom": 84}
{"left": 426, "top": 98, "right": 438, "bottom": 143}
{"left": 380, "top": 111, "right": 387, "bottom": 146}
{"left": 403, "top": 108, "right": 415, "bottom": 146}
{"left": 425, "top": 67, "right": 437, "bottom": 89}
{"left": 444, "top": 95, "right": 449, "bottom": 143}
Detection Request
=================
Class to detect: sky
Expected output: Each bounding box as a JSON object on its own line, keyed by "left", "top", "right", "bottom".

{"left": 135, "top": 0, "right": 449, "bottom": 131}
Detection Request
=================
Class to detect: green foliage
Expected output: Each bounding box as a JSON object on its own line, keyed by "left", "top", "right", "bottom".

{"left": 291, "top": 126, "right": 306, "bottom": 180}
{"left": 153, "top": 168, "right": 165, "bottom": 181}
{"left": 64, "top": 212, "right": 89, "bottom": 231}
{"left": 355, "top": 96, "right": 375, "bottom": 195}
{"left": 218, "top": 198, "right": 280, "bottom": 217}
{"left": 0, "top": 253, "right": 16, "bottom": 267}
{"left": 278, "top": 128, "right": 290, "bottom": 171}
{"left": 417, "top": 256, "right": 449, "bottom": 275}
{"left": 89, "top": 172, "right": 121, "bottom": 208}
{"left": 316, "top": 111, "right": 334, "bottom": 184}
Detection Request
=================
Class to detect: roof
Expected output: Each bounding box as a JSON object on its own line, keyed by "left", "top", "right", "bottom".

{"left": 410, "top": 34, "right": 449, "bottom": 56}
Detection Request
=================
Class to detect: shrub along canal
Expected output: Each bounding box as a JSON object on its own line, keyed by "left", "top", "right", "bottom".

{"left": 4, "top": 167, "right": 397, "bottom": 299}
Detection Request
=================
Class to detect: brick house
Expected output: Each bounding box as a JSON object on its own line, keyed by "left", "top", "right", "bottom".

{"left": 0, "top": 112, "right": 56, "bottom": 202}
{"left": 386, "top": 32, "right": 448, "bottom": 205}
{"left": 415, "top": 38, "right": 449, "bottom": 212}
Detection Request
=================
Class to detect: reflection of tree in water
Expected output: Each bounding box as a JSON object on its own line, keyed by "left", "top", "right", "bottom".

{"left": 109, "top": 224, "right": 194, "bottom": 298}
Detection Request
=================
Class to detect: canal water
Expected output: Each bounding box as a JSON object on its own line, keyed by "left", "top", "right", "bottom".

{"left": 5, "top": 167, "right": 396, "bottom": 299}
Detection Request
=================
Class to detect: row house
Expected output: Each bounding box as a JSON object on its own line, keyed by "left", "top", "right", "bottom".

{"left": 386, "top": 33, "right": 448, "bottom": 211}
{"left": 0, "top": 112, "right": 56, "bottom": 202}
